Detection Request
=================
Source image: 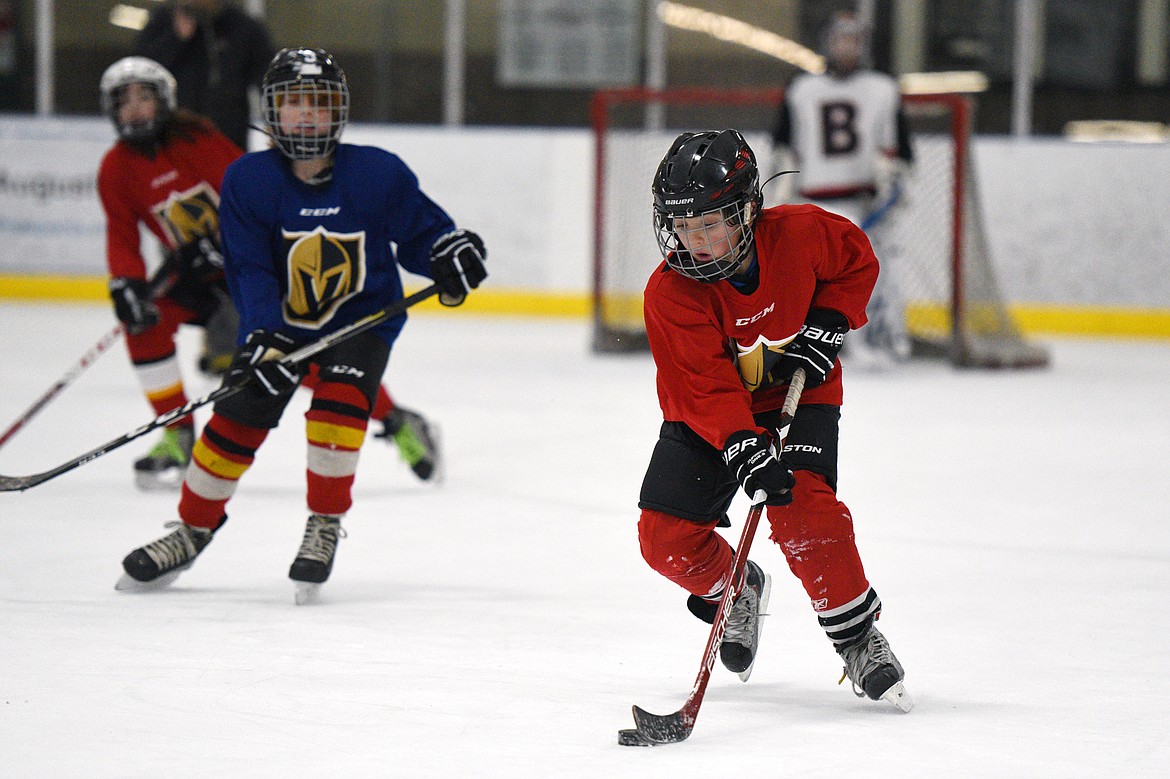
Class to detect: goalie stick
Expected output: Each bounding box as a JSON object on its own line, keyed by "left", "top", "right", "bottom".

{"left": 0, "top": 284, "right": 441, "bottom": 493}
{"left": 621, "top": 367, "right": 807, "bottom": 747}
{"left": 859, "top": 180, "right": 903, "bottom": 233}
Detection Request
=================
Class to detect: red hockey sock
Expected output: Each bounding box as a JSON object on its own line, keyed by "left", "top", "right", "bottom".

{"left": 765, "top": 471, "right": 869, "bottom": 612}
{"left": 638, "top": 508, "right": 735, "bottom": 599}
{"left": 305, "top": 379, "right": 372, "bottom": 516}
{"left": 370, "top": 385, "right": 394, "bottom": 420}
{"left": 179, "top": 414, "right": 268, "bottom": 529}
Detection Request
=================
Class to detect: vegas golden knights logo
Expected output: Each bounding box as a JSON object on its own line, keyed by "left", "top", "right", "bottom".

{"left": 152, "top": 183, "right": 220, "bottom": 246}
{"left": 282, "top": 227, "right": 366, "bottom": 329}
{"left": 733, "top": 334, "right": 795, "bottom": 392}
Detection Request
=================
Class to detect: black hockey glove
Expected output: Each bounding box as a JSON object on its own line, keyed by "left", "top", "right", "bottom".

{"left": 429, "top": 229, "right": 487, "bottom": 307}
{"left": 171, "top": 236, "right": 225, "bottom": 287}
{"left": 723, "top": 429, "right": 795, "bottom": 506}
{"left": 774, "top": 308, "right": 849, "bottom": 388}
{"left": 109, "top": 277, "right": 161, "bottom": 335}
{"left": 228, "top": 329, "right": 303, "bottom": 398}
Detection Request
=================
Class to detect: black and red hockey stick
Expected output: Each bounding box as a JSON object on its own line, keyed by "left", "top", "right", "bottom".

{"left": 620, "top": 367, "right": 807, "bottom": 746}
{"left": 0, "top": 284, "right": 440, "bottom": 493}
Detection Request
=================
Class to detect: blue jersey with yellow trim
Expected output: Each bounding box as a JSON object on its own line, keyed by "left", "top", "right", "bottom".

{"left": 218, "top": 143, "right": 456, "bottom": 346}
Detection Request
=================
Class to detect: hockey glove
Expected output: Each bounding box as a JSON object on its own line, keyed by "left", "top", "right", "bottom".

{"left": 172, "top": 236, "right": 226, "bottom": 287}
{"left": 109, "top": 277, "right": 161, "bottom": 335}
{"left": 228, "top": 329, "right": 303, "bottom": 397}
{"left": 723, "top": 429, "right": 795, "bottom": 506}
{"left": 429, "top": 229, "right": 487, "bottom": 307}
{"left": 774, "top": 308, "right": 849, "bottom": 388}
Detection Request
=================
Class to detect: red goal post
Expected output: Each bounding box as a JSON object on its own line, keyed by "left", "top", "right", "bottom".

{"left": 590, "top": 86, "right": 1048, "bottom": 368}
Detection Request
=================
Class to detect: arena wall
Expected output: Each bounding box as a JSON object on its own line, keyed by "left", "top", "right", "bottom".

{"left": 1, "top": 115, "right": 1167, "bottom": 337}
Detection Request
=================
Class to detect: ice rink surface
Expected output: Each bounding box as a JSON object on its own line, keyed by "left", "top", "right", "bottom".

{"left": 1, "top": 301, "right": 1167, "bottom": 777}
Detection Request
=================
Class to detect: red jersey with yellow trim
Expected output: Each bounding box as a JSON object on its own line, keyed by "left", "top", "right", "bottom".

{"left": 97, "top": 127, "right": 243, "bottom": 280}
{"left": 643, "top": 203, "right": 878, "bottom": 449}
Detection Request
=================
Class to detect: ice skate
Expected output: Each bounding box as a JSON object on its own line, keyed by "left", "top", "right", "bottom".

{"left": 837, "top": 617, "right": 913, "bottom": 712}
{"left": 719, "top": 559, "right": 772, "bottom": 682}
{"left": 115, "top": 518, "right": 222, "bottom": 591}
{"left": 289, "top": 514, "right": 346, "bottom": 605}
{"left": 377, "top": 406, "right": 441, "bottom": 482}
{"left": 133, "top": 426, "right": 194, "bottom": 491}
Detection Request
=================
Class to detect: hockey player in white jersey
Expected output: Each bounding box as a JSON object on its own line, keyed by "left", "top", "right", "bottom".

{"left": 773, "top": 11, "right": 914, "bottom": 369}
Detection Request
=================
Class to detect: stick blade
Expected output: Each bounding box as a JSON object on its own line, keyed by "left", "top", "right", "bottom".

{"left": 0, "top": 474, "right": 35, "bottom": 492}
{"left": 631, "top": 705, "right": 693, "bottom": 744}
{"left": 617, "top": 728, "right": 653, "bottom": 747}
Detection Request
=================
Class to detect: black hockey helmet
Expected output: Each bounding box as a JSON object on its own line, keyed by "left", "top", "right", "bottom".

{"left": 99, "top": 56, "right": 177, "bottom": 144}
{"left": 262, "top": 47, "right": 349, "bottom": 160}
{"left": 652, "top": 129, "right": 762, "bottom": 282}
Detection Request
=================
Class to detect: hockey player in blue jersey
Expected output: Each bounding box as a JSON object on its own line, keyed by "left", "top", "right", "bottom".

{"left": 116, "top": 47, "right": 487, "bottom": 603}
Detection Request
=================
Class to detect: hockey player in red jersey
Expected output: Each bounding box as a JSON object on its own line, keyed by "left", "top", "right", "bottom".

{"left": 637, "top": 129, "right": 911, "bottom": 711}
{"left": 97, "top": 56, "right": 442, "bottom": 489}
{"left": 98, "top": 56, "right": 244, "bottom": 489}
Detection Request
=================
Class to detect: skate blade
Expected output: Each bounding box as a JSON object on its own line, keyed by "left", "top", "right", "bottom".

{"left": 114, "top": 568, "right": 184, "bottom": 592}
{"left": 881, "top": 681, "right": 914, "bottom": 712}
{"left": 294, "top": 582, "right": 322, "bottom": 605}
{"left": 737, "top": 572, "right": 773, "bottom": 683}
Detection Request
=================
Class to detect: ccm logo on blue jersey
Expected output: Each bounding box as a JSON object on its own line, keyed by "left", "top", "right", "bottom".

{"left": 300, "top": 207, "right": 341, "bottom": 217}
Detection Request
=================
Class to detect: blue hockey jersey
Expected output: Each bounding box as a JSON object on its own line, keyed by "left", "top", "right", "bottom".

{"left": 218, "top": 143, "right": 456, "bottom": 346}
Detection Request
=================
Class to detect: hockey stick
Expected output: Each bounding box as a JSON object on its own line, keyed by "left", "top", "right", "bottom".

{"left": 621, "top": 367, "right": 807, "bottom": 746}
{"left": 0, "top": 284, "right": 441, "bottom": 493}
{"left": 0, "top": 324, "right": 125, "bottom": 450}
{"left": 0, "top": 270, "right": 182, "bottom": 451}
{"left": 859, "top": 180, "right": 903, "bottom": 232}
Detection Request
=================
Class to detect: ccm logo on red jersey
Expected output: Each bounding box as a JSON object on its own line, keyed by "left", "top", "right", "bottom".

{"left": 735, "top": 303, "right": 774, "bottom": 327}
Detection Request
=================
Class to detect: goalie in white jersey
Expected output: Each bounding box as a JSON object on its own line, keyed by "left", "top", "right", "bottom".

{"left": 773, "top": 12, "right": 914, "bottom": 369}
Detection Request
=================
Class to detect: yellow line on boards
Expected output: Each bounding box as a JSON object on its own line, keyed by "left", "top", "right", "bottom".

{"left": 1, "top": 275, "right": 1168, "bottom": 337}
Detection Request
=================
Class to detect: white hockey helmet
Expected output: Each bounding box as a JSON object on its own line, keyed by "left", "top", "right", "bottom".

{"left": 99, "top": 56, "right": 178, "bottom": 143}
{"left": 823, "top": 12, "right": 869, "bottom": 75}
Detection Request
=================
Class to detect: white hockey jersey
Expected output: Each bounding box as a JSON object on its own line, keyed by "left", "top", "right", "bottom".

{"left": 780, "top": 70, "right": 902, "bottom": 200}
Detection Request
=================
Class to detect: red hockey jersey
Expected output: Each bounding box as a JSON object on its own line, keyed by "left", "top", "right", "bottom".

{"left": 643, "top": 204, "right": 878, "bottom": 449}
{"left": 96, "top": 128, "right": 242, "bottom": 280}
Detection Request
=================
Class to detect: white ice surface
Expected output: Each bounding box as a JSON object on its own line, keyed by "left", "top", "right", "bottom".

{"left": 1, "top": 302, "right": 1168, "bottom": 777}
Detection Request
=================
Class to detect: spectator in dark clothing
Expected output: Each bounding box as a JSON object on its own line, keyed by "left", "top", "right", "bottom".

{"left": 133, "top": 0, "right": 275, "bottom": 151}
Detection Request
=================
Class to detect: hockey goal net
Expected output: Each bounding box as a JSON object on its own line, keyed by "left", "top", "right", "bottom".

{"left": 590, "top": 86, "right": 1049, "bottom": 368}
